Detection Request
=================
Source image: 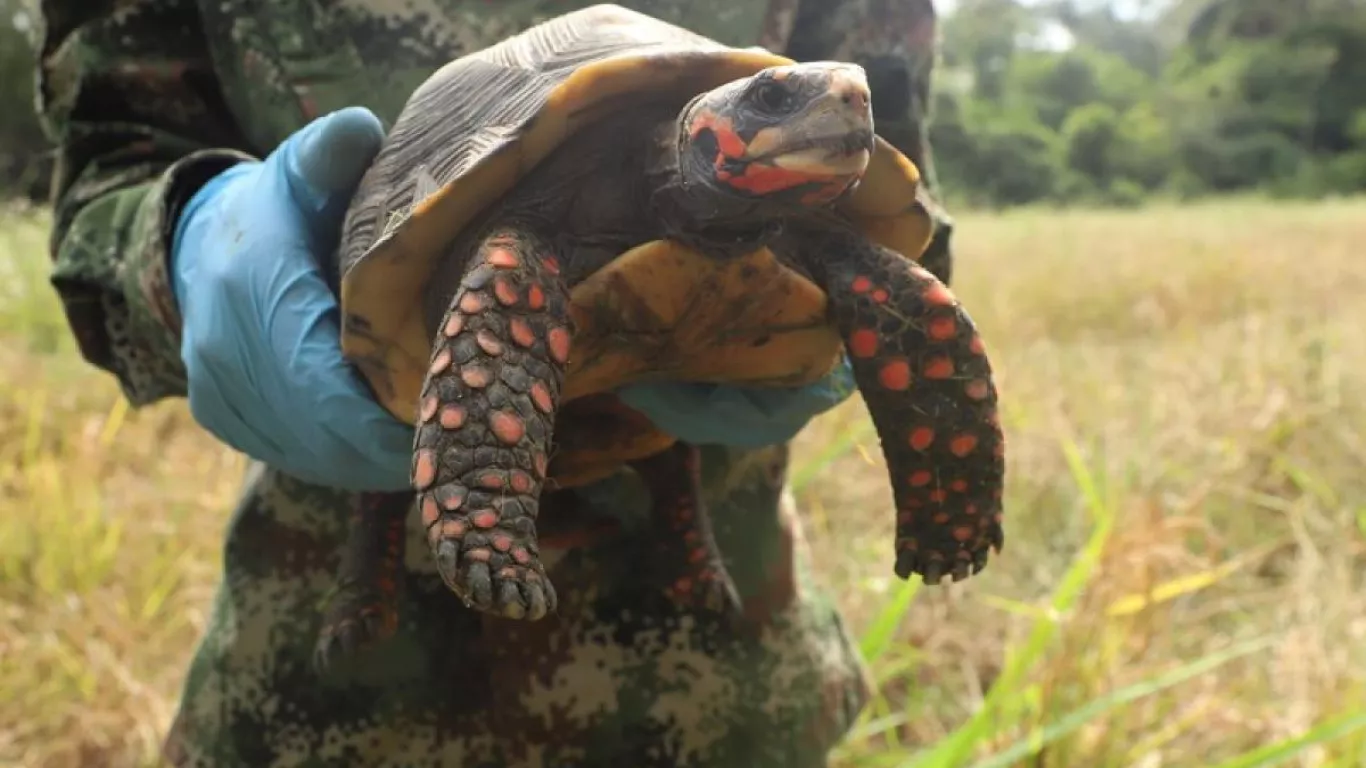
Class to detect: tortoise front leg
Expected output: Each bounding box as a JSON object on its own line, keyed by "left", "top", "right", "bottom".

{"left": 799, "top": 230, "right": 1006, "bottom": 584}
{"left": 314, "top": 490, "right": 409, "bottom": 673}
{"left": 413, "top": 228, "right": 570, "bottom": 620}
{"left": 628, "top": 441, "right": 743, "bottom": 618}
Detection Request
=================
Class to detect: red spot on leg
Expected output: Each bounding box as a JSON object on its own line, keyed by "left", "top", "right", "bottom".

{"left": 509, "top": 471, "right": 533, "bottom": 494}
{"left": 475, "top": 330, "right": 504, "bottom": 356}
{"left": 953, "top": 526, "right": 975, "bottom": 542}
{"left": 420, "top": 495, "right": 440, "bottom": 527}
{"left": 923, "top": 282, "right": 955, "bottom": 307}
{"left": 849, "top": 329, "right": 879, "bottom": 358}
{"left": 878, "top": 359, "right": 912, "bottom": 391}
{"left": 950, "top": 479, "right": 968, "bottom": 492}
{"left": 494, "top": 278, "right": 519, "bottom": 306}
{"left": 429, "top": 348, "right": 452, "bottom": 376}
{"left": 439, "top": 405, "right": 466, "bottom": 430}
{"left": 435, "top": 484, "right": 466, "bottom": 510}
{"left": 413, "top": 450, "right": 437, "bottom": 490}
{"left": 489, "top": 411, "right": 526, "bottom": 445}
{"left": 509, "top": 318, "right": 536, "bottom": 348}
{"left": 965, "top": 379, "right": 991, "bottom": 401}
{"left": 871, "top": 288, "right": 889, "bottom": 304}
{"left": 478, "top": 472, "right": 504, "bottom": 490}
{"left": 909, "top": 427, "right": 935, "bottom": 451}
{"left": 527, "top": 284, "right": 545, "bottom": 310}
{"left": 547, "top": 327, "right": 571, "bottom": 364}
{"left": 461, "top": 366, "right": 492, "bottom": 388}
{"left": 851, "top": 276, "right": 873, "bottom": 294}
{"left": 970, "top": 335, "right": 986, "bottom": 355}
{"left": 443, "top": 314, "right": 464, "bottom": 338}
{"left": 487, "top": 248, "right": 519, "bottom": 268}
{"left": 923, "top": 355, "right": 954, "bottom": 379}
{"left": 490, "top": 533, "right": 513, "bottom": 552}
{"left": 530, "top": 382, "right": 554, "bottom": 414}
{"left": 928, "top": 315, "right": 957, "bottom": 340}
{"left": 470, "top": 510, "right": 499, "bottom": 529}
{"left": 420, "top": 396, "right": 439, "bottom": 422}
{"left": 512, "top": 547, "right": 532, "bottom": 565}
{"left": 543, "top": 256, "right": 561, "bottom": 275}
{"left": 909, "top": 470, "right": 932, "bottom": 487}
{"left": 459, "top": 292, "right": 486, "bottom": 313}
{"left": 950, "top": 434, "right": 979, "bottom": 457}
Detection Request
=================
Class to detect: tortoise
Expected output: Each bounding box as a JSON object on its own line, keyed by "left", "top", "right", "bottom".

{"left": 314, "top": 4, "right": 1006, "bottom": 667}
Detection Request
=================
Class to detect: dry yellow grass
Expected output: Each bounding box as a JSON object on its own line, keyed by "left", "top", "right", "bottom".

{"left": 2, "top": 196, "right": 1365, "bottom": 767}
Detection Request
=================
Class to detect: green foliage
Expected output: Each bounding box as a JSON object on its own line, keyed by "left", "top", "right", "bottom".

{"left": 1, "top": 0, "right": 1366, "bottom": 209}
{"left": 929, "top": 0, "right": 1366, "bottom": 208}
{"left": 0, "top": 0, "right": 49, "bottom": 202}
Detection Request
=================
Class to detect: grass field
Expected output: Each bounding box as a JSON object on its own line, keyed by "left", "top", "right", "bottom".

{"left": 2, "top": 196, "right": 1365, "bottom": 767}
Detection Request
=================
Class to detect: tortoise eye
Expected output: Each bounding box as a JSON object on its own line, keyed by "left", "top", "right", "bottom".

{"left": 752, "top": 82, "right": 793, "bottom": 113}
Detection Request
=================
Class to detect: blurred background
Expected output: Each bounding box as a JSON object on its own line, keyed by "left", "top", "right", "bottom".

{"left": 2, "top": 0, "right": 1364, "bottom": 766}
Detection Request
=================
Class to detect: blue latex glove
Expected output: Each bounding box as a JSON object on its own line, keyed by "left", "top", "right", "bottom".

{"left": 171, "top": 106, "right": 856, "bottom": 490}
{"left": 616, "top": 360, "right": 856, "bottom": 448}
{"left": 171, "top": 107, "right": 415, "bottom": 490}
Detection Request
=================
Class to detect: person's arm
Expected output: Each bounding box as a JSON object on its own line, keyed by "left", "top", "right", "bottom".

{"left": 784, "top": 0, "right": 955, "bottom": 283}
{"left": 34, "top": 0, "right": 255, "bottom": 406}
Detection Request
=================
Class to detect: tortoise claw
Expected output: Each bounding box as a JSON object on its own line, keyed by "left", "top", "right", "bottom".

{"left": 432, "top": 530, "right": 557, "bottom": 620}
{"left": 312, "top": 595, "right": 398, "bottom": 675}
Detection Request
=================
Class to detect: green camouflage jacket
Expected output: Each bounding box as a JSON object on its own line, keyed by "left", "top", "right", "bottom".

{"left": 33, "top": 2, "right": 951, "bottom": 766}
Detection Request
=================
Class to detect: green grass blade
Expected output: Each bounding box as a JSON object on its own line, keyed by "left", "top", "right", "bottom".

{"left": 1206, "top": 709, "right": 1366, "bottom": 768}
{"left": 966, "top": 635, "right": 1277, "bottom": 768}
{"left": 790, "top": 419, "right": 876, "bottom": 491}
{"left": 859, "top": 577, "right": 922, "bottom": 663}
{"left": 904, "top": 437, "right": 1117, "bottom": 768}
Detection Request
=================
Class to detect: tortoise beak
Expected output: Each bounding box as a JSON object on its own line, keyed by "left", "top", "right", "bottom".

{"left": 745, "top": 64, "right": 875, "bottom": 177}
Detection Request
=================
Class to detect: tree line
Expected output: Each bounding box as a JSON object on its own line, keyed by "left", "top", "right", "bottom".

{"left": 2, "top": 0, "right": 1364, "bottom": 208}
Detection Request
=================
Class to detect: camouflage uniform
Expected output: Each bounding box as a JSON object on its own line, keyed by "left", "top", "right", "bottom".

{"left": 33, "top": 2, "right": 952, "bottom": 765}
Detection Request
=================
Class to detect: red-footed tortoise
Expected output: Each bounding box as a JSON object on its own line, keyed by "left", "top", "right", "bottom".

{"left": 314, "top": 4, "right": 1006, "bottom": 668}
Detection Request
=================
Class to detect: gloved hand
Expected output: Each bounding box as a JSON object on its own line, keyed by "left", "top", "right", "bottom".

{"left": 171, "top": 107, "right": 855, "bottom": 491}
{"left": 616, "top": 360, "right": 855, "bottom": 448}
{"left": 170, "top": 107, "right": 415, "bottom": 490}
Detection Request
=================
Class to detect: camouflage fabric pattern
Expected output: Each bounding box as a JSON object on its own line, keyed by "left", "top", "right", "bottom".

{"left": 33, "top": 1, "right": 951, "bottom": 765}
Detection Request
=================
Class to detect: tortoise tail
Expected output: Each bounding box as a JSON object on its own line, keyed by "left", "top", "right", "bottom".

{"left": 810, "top": 232, "right": 1005, "bottom": 585}
{"left": 411, "top": 228, "right": 572, "bottom": 619}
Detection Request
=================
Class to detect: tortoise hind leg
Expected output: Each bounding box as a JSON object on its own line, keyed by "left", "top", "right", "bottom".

{"left": 314, "top": 490, "right": 409, "bottom": 673}
{"left": 800, "top": 231, "right": 1006, "bottom": 584}
{"left": 628, "top": 441, "right": 743, "bottom": 618}
{"left": 414, "top": 228, "right": 569, "bottom": 620}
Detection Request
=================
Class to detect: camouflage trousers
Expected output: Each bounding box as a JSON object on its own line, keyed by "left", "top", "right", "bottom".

{"left": 162, "top": 444, "right": 871, "bottom": 767}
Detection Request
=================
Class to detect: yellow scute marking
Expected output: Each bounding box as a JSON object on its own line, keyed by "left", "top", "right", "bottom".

{"left": 561, "top": 240, "right": 843, "bottom": 401}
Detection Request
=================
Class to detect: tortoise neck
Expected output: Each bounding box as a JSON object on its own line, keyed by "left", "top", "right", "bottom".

{"left": 646, "top": 119, "right": 784, "bottom": 257}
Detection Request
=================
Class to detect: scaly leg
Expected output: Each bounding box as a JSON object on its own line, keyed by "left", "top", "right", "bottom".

{"left": 314, "top": 490, "right": 409, "bottom": 672}
{"left": 628, "top": 441, "right": 742, "bottom": 617}
{"left": 413, "top": 228, "right": 569, "bottom": 620}
{"left": 802, "top": 230, "right": 1006, "bottom": 584}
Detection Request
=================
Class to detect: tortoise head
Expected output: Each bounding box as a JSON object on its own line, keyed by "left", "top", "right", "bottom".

{"left": 677, "top": 61, "right": 876, "bottom": 212}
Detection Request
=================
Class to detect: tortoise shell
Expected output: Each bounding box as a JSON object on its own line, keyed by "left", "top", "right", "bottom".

{"left": 337, "top": 4, "right": 933, "bottom": 428}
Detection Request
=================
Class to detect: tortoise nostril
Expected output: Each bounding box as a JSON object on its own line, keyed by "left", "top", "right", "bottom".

{"left": 840, "top": 90, "right": 869, "bottom": 111}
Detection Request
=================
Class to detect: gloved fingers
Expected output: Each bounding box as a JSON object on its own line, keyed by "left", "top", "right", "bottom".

{"left": 181, "top": 319, "right": 291, "bottom": 467}
{"left": 243, "top": 243, "right": 414, "bottom": 490}
{"left": 616, "top": 357, "right": 857, "bottom": 447}
{"left": 184, "top": 303, "right": 413, "bottom": 491}
{"left": 276, "top": 106, "right": 386, "bottom": 250}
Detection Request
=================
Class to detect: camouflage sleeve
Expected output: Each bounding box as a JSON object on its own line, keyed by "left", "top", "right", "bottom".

{"left": 34, "top": 0, "right": 257, "bottom": 405}
{"left": 784, "top": 0, "right": 955, "bottom": 282}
